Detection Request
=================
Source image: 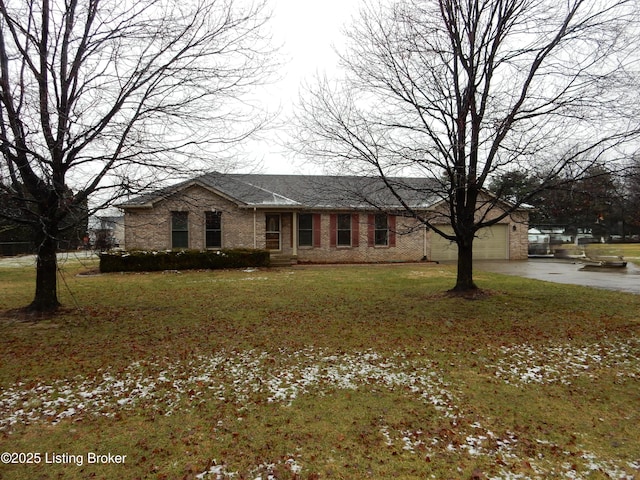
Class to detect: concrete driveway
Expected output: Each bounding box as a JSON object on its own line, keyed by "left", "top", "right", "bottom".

{"left": 476, "top": 258, "right": 640, "bottom": 295}
{"left": 0, "top": 251, "right": 97, "bottom": 268}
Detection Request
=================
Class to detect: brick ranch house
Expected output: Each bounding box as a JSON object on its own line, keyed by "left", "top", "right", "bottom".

{"left": 119, "top": 172, "right": 529, "bottom": 264}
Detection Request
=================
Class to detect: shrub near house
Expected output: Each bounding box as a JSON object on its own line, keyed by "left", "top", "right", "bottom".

{"left": 99, "top": 249, "right": 271, "bottom": 272}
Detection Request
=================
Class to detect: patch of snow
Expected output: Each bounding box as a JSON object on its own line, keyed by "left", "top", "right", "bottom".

{"left": 0, "top": 348, "right": 456, "bottom": 431}
{"left": 490, "top": 336, "right": 640, "bottom": 385}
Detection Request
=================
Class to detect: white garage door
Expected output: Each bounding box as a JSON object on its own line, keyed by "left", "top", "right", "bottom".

{"left": 430, "top": 225, "right": 509, "bottom": 261}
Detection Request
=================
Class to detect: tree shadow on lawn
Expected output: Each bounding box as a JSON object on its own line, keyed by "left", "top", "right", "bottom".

{"left": 0, "top": 307, "right": 76, "bottom": 324}
{"left": 442, "top": 288, "right": 501, "bottom": 301}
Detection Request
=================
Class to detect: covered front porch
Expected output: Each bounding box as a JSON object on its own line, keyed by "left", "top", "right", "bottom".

{"left": 261, "top": 211, "right": 299, "bottom": 266}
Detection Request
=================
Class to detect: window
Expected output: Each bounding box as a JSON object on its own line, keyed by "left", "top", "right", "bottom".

{"left": 337, "top": 214, "right": 351, "bottom": 246}
{"left": 298, "top": 213, "right": 313, "bottom": 247}
{"left": 205, "top": 211, "right": 222, "bottom": 248}
{"left": 171, "top": 211, "right": 189, "bottom": 249}
{"left": 374, "top": 214, "right": 389, "bottom": 246}
{"left": 368, "top": 213, "right": 396, "bottom": 247}
{"left": 331, "top": 213, "right": 359, "bottom": 248}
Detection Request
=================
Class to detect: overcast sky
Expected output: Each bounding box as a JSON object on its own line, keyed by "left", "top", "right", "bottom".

{"left": 247, "top": 0, "right": 362, "bottom": 174}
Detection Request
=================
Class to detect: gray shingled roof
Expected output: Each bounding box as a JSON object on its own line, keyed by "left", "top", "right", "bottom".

{"left": 119, "top": 172, "right": 442, "bottom": 210}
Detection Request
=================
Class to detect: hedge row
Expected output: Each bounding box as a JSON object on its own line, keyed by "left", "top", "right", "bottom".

{"left": 99, "top": 249, "right": 271, "bottom": 272}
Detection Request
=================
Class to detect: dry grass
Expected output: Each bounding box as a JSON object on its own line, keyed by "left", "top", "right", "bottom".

{"left": 0, "top": 257, "right": 638, "bottom": 479}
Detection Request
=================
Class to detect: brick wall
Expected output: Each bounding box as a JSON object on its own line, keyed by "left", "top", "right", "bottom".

{"left": 508, "top": 211, "right": 529, "bottom": 260}
{"left": 124, "top": 185, "right": 256, "bottom": 251}
{"left": 295, "top": 214, "right": 425, "bottom": 263}
{"left": 123, "top": 186, "right": 427, "bottom": 261}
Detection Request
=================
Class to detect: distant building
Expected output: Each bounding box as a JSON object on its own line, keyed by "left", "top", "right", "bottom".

{"left": 89, "top": 216, "right": 125, "bottom": 250}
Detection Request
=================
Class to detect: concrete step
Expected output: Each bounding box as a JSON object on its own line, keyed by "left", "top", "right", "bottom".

{"left": 269, "top": 254, "right": 297, "bottom": 267}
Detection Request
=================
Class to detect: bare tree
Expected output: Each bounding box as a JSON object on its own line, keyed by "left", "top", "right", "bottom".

{"left": 0, "top": 0, "right": 276, "bottom": 312}
{"left": 295, "top": 0, "right": 640, "bottom": 292}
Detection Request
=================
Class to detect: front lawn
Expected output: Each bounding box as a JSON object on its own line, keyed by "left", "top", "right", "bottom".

{"left": 0, "top": 257, "right": 638, "bottom": 479}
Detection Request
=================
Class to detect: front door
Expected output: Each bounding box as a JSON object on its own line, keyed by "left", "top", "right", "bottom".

{"left": 265, "top": 214, "right": 281, "bottom": 250}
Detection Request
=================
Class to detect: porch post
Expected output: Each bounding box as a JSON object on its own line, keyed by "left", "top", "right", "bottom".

{"left": 253, "top": 207, "right": 257, "bottom": 249}
{"left": 292, "top": 211, "right": 298, "bottom": 257}
{"left": 423, "top": 224, "right": 428, "bottom": 260}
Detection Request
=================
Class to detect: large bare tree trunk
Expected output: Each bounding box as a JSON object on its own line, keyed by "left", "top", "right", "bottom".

{"left": 29, "top": 231, "right": 60, "bottom": 312}
{"left": 452, "top": 237, "right": 477, "bottom": 292}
